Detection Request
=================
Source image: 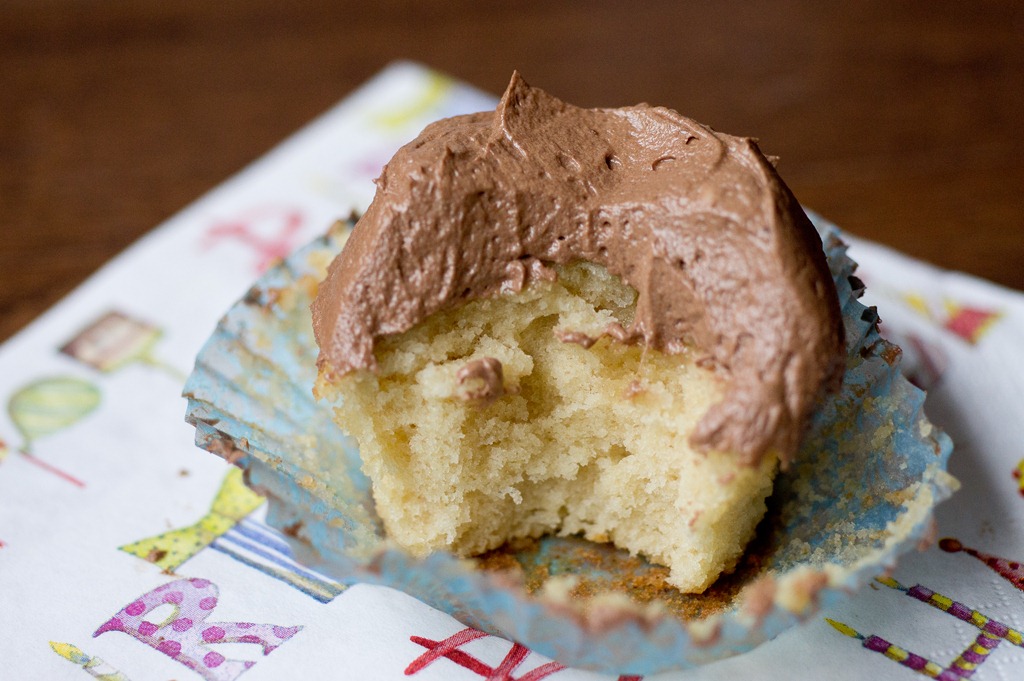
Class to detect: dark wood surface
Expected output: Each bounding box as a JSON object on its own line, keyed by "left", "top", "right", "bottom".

{"left": 3, "top": 1, "right": 1022, "bottom": 343}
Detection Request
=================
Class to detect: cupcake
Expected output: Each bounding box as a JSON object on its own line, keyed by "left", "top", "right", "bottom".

{"left": 185, "top": 73, "right": 954, "bottom": 673}
{"left": 310, "top": 73, "right": 846, "bottom": 593}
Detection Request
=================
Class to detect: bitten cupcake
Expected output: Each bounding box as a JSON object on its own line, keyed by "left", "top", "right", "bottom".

{"left": 311, "top": 73, "right": 845, "bottom": 593}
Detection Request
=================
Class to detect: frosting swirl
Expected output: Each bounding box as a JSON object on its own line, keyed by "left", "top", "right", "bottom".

{"left": 312, "top": 72, "right": 844, "bottom": 466}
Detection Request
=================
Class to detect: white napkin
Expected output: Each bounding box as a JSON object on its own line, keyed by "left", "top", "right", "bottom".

{"left": 2, "top": 62, "right": 1022, "bottom": 681}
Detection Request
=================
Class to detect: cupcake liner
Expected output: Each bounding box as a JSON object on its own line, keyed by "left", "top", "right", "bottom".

{"left": 184, "top": 213, "right": 955, "bottom": 675}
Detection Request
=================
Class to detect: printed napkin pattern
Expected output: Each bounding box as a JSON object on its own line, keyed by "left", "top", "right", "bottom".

{"left": 1, "top": 62, "right": 1023, "bottom": 680}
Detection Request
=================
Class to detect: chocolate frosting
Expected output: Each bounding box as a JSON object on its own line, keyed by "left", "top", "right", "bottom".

{"left": 456, "top": 357, "right": 507, "bottom": 405}
{"left": 312, "top": 72, "right": 845, "bottom": 466}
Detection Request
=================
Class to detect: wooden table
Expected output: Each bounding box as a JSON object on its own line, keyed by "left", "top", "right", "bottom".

{"left": 3, "top": 1, "right": 1022, "bottom": 342}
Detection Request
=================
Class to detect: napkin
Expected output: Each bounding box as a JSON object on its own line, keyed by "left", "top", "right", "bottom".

{"left": 2, "top": 62, "right": 1022, "bottom": 681}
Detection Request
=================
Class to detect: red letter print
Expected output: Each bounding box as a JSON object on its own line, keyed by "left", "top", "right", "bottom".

{"left": 199, "top": 206, "right": 305, "bottom": 274}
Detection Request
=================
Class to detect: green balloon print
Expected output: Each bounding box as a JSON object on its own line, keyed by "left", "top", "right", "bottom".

{"left": 8, "top": 376, "right": 101, "bottom": 453}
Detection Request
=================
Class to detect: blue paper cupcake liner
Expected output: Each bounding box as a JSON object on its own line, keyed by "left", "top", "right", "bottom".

{"left": 184, "top": 213, "right": 955, "bottom": 674}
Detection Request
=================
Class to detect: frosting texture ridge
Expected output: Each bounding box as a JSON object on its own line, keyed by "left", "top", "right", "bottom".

{"left": 312, "top": 72, "right": 844, "bottom": 466}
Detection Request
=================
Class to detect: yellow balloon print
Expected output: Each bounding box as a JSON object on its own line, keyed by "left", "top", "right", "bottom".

{"left": 8, "top": 376, "right": 101, "bottom": 452}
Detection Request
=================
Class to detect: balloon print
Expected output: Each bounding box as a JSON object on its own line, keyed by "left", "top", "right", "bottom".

{"left": 4, "top": 375, "right": 101, "bottom": 487}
